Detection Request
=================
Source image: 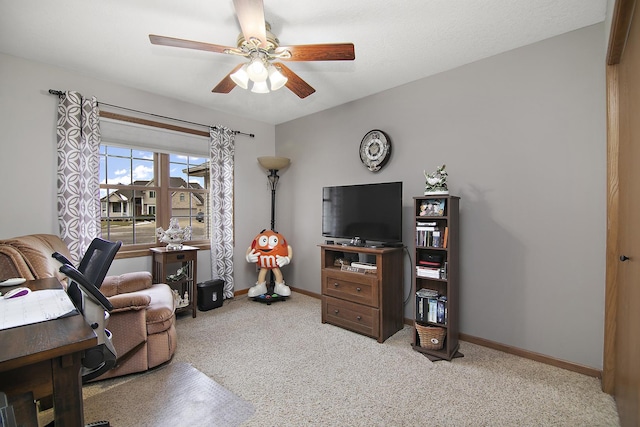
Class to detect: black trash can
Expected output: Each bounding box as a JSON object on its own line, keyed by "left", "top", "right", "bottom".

{"left": 197, "top": 279, "right": 225, "bottom": 311}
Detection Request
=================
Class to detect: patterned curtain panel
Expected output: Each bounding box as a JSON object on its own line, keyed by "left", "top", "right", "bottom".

{"left": 209, "top": 126, "right": 235, "bottom": 298}
{"left": 56, "top": 91, "right": 101, "bottom": 262}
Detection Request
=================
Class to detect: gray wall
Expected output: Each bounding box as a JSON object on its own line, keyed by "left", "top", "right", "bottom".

{"left": 275, "top": 24, "right": 606, "bottom": 369}
{"left": 0, "top": 52, "right": 275, "bottom": 291}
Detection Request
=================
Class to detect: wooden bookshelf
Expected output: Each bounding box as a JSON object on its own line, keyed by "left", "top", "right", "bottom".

{"left": 412, "top": 195, "right": 462, "bottom": 361}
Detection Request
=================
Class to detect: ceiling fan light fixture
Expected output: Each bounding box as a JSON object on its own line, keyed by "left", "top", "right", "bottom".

{"left": 246, "top": 57, "right": 268, "bottom": 82}
{"left": 251, "top": 80, "right": 270, "bottom": 94}
{"left": 268, "top": 65, "right": 288, "bottom": 91}
{"left": 230, "top": 64, "right": 250, "bottom": 89}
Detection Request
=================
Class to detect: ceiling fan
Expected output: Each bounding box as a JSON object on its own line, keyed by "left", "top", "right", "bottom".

{"left": 149, "top": 0, "right": 355, "bottom": 99}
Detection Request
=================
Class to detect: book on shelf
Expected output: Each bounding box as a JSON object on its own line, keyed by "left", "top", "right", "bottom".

{"left": 443, "top": 227, "right": 449, "bottom": 248}
{"left": 415, "top": 228, "right": 443, "bottom": 247}
{"left": 428, "top": 298, "right": 438, "bottom": 322}
{"left": 416, "top": 295, "right": 427, "bottom": 322}
{"left": 341, "top": 264, "right": 376, "bottom": 274}
{"left": 418, "top": 260, "right": 441, "bottom": 268}
{"left": 416, "top": 266, "right": 441, "bottom": 279}
{"left": 437, "top": 298, "right": 446, "bottom": 324}
{"left": 415, "top": 290, "right": 447, "bottom": 326}
{"left": 416, "top": 221, "right": 437, "bottom": 227}
{"left": 420, "top": 297, "right": 447, "bottom": 326}
{"left": 432, "top": 230, "right": 441, "bottom": 248}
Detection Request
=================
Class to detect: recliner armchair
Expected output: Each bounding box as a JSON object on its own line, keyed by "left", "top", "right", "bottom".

{"left": 0, "top": 234, "right": 177, "bottom": 380}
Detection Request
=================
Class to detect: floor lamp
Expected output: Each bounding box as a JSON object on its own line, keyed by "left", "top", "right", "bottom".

{"left": 258, "top": 156, "right": 290, "bottom": 231}
{"left": 257, "top": 156, "right": 290, "bottom": 292}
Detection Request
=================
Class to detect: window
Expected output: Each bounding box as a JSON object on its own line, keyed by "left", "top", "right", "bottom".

{"left": 100, "top": 145, "right": 210, "bottom": 249}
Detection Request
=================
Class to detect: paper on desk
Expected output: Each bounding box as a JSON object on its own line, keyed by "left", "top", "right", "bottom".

{"left": 0, "top": 289, "right": 78, "bottom": 330}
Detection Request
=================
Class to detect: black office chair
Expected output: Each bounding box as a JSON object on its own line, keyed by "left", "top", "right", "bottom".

{"left": 52, "top": 238, "right": 122, "bottom": 382}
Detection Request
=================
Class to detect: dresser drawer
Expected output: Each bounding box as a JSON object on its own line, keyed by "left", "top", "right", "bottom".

{"left": 322, "top": 271, "right": 378, "bottom": 307}
{"left": 322, "top": 296, "right": 380, "bottom": 339}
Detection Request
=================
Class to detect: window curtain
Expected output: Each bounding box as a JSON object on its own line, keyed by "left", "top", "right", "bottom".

{"left": 209, "top": 126, "right": 235, "bottom": 298}
{"left": 56, "top": 91, "right": 101, "bottom": 262}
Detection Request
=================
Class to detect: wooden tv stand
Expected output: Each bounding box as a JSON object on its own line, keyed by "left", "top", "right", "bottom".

{"left": 320, "top": 244, "right": 404, "bottom": 343}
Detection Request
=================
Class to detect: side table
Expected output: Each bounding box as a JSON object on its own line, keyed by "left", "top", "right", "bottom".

{"left": 151, "top": 246, "right": 199, "bottom": 318}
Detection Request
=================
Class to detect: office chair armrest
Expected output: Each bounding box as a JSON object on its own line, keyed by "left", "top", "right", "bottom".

{"left": 51, "top": 251, "right": 73, "bottom": 267}
{"left": 107, "top": 293, "right": 152, "bottom": 312}
{"left": 101, "top": 271, "right": 153, "bottom": 297}
{"left": 59, "top": 264, "right": 113, "bottom": 312}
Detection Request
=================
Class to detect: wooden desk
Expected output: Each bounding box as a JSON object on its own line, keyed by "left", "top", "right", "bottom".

{"left": 0, "top": 277, "right": 97, "bottom": 426}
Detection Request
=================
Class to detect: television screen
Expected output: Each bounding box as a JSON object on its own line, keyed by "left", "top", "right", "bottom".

{"left": 322, "top": 181, "right": 403, "bottom": 245}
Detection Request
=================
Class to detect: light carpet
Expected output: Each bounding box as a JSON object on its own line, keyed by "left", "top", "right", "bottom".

{"left": 82, "top": 292, "right": 620, "bottom": 426}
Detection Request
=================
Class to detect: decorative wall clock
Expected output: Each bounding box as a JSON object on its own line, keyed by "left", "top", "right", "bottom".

{"left": 359, "top": 129, "right": 391, "bottom": 172}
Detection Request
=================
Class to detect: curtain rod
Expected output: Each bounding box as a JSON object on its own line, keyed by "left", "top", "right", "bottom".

{"left": 48, "top": 89, "right": 255, "bottom": 138}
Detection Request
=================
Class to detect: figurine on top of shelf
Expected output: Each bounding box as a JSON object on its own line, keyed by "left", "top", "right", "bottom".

{"left": 246, "top": 229, "right": 293, "bottom": 298}
{"left": 156, "top": 217, "right": 192, "bottom": 250}
{"left": 424, "top": 164, "right": 449, "bottom": 195}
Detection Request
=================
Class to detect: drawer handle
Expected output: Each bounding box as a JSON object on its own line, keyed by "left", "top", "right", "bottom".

{"left": 333, "top": 282, "right": 339, "bottom": 287}
{"left": 177, "top": 254, "right": 185, "bottom": 260}
{"left": 356, "top": 315, "right": 362, "bottom": 321}
{"left": 356, "top": 287, "right": 361, "bottom": 292}
{"left": 334, "top": 309, "right": 339, "bottom": 314}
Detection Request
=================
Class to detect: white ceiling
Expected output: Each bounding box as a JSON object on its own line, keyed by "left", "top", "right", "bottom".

{"left": 0, "top": 0, "right": 607, "bottom": 125}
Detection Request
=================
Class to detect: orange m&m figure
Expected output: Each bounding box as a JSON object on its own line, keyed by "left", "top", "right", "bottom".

{"left": 246, "top": 229, "right": 293, "bottom": 297}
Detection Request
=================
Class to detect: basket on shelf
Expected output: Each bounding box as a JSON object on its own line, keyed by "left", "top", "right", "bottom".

{"left": 415, "top": 323, "right": 446, "bottom": 350}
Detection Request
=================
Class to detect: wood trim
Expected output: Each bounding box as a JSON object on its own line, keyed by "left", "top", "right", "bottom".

{"left": 234, "top": 288, "right": 249, "bottom": 297}
{"left": 459, "top": 333, "right": 602, "bottom": 378}
{"left": 607, "top": 0, "right": 637, "bottom": 65}
{"left": 157, "top": 153, "right": 170, "bottom": 229}
{"left": 403, "top": 318, "right": 602, "bottom": 377}
{"left": 603, "top": 64, "right": 620, "bottom": 394}
{"left": 99, "top": 111, "right": 210, "bottom": 137}
{"left": 603, "top": 0, "right": 634, "bottom": 396}
{"left": 289, "top": 287, "right": 320, "bottom": 299}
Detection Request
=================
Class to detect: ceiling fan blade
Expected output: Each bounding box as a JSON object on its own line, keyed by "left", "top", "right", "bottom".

{"left": 212, "top": 64, "right": 244, "bottom": 94}
{"left": 149, "top": 34, "right": 233, "bottom": 54}
{"left": 233, "top": 0, "right": 267, "bottom": 47}
{"left": 277, "top": 43, "right": 355, "bottom": 61}
{"left": 274, "top": 63, "right": 316, "bottom": 99}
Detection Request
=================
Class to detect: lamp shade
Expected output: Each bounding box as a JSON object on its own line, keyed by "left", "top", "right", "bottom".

{"left": 251, "top": 80, "right": 270, "bottom": 94}
{"left": 230, "top": 64, "right": 249, "bottom": 89}
{"left": 258, "top": 156, "right": 291, "bottom": 171}
{"left": 268, "top": 65, "right": 288, "bottom": 91}
{"left": 247, "top": 57, "right": 268, "bottom": 82}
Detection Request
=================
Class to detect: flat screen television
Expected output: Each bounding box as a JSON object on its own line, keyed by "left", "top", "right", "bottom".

{"left": 322, "top": 181, "right": 403, "bottom": 246}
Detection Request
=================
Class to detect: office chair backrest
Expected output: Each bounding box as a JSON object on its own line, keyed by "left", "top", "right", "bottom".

{"left": 56, "top": 238, "right": 121, "bottom": 312}
{"left": 78, "top": 238, "right": 122, "bottom": 289}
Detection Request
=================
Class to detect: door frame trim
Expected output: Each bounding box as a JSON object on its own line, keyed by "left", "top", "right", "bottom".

{"left": 603, "top": 0, "right": 636, "bottom": 395}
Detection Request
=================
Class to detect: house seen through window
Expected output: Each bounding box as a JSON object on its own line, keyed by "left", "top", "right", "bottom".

{"left": 99, "top": 145, "right": 210, "bottom": 247}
